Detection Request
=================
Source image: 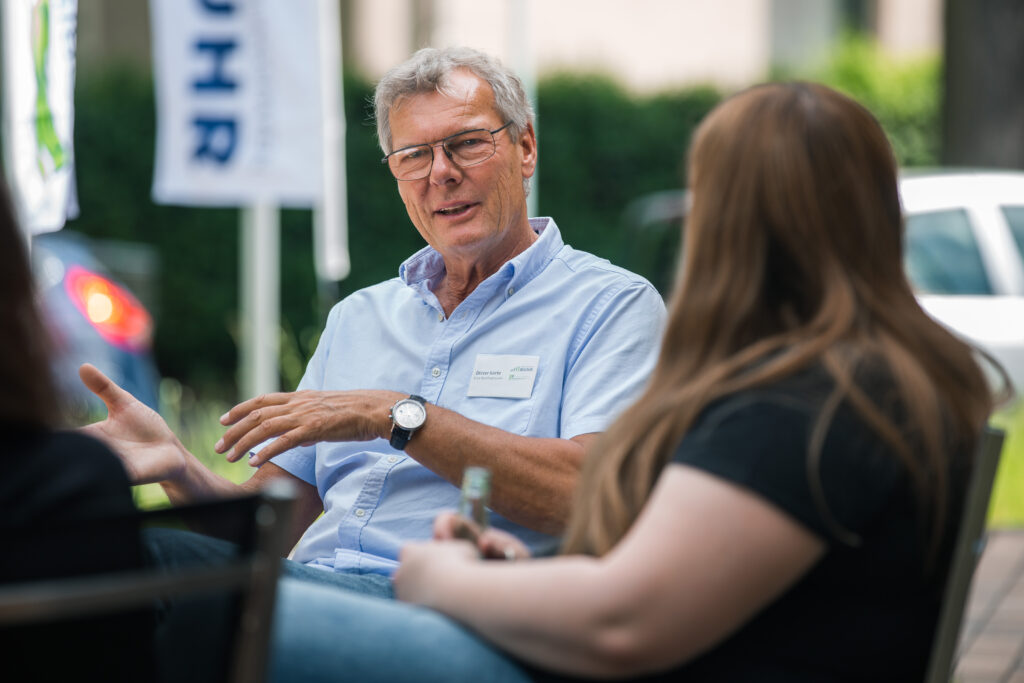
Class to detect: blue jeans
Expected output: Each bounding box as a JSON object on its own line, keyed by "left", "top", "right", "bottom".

{"left": 268, "top": 578, "right": 532, "bottom": 683}
{"left": 143, "top": 527, "right": 394, "bottom": 682}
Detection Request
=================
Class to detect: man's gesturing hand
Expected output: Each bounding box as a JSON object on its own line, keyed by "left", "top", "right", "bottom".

{"left": 216, "top": 389, "right": 404, "bottom": 466}
{"left": 78, "top": 363, "right": 188, "bottom": 484}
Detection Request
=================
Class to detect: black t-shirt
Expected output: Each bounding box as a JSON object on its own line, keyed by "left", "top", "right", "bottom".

{"left": 534, "top": 367, "right": 964, "bottom": 682}
{"left": 660, "top": 368, "right": 961, "bottom": 682}
{"left": 0, "top": 424, "right": 155, "bottom": 681}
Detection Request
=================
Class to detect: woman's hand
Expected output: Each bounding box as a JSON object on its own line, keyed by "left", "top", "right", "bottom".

{"left": 394, "top": 539, "right": 481, "bottom": 606}
{"left": 433, "top": 511, "right": 532, "bottom": 561}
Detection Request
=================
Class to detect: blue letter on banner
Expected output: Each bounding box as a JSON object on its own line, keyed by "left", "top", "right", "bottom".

{"left": 192, "top": 40, "right": 238, "bottom": 91}
{"left": 193, "top": 117, "right": 237, "bottom": 163}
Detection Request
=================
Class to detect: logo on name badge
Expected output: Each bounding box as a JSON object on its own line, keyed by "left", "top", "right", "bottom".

{"left": 467, "top": 354, "right": 540, "bottom": 399}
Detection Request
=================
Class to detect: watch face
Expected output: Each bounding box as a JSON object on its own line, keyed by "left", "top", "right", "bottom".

{"left": 393, "top": 399, "right": 426, "bottom": 429}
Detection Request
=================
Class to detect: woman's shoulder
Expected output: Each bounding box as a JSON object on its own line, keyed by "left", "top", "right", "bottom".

{"left": 0, "top": 426, "right": 135, "bottom": 526}
{"left": 681, "top": 361, "right": 900, "bottom": 442}
{"left": 670, "top": 365, "right": 906, "bottom": 542}
{"left": 679, "top": 365, "right": 840, "bottom": 443}
{"left": 19, "top": 428, "right": 129, "bottom": 480}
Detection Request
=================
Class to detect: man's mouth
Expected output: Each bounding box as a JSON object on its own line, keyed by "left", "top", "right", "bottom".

{"left": 435, "top": 203, "right": 475, "bottom": 216}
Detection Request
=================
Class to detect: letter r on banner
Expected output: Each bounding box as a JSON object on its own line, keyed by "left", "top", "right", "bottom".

{"left": 193, "top": 117, "right": 237, "bottom": 163}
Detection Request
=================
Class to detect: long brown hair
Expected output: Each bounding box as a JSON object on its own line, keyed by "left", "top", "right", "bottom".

{"left": 0, "top": 180, "right": 59, "bottom": 427}
{"left": 563, "top": 82, "right": 992, "bottom": 557}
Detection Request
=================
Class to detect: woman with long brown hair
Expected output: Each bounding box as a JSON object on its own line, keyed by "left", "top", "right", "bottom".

{"left": 268, "top": 81, "right": 994, "bottom": 682}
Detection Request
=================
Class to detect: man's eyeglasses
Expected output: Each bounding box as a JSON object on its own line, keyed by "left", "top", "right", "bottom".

{"left": 382, "top": 122, "right": 513, "bottom": 181}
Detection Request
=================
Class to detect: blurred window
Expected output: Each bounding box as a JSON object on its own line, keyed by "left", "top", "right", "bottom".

{"left": 904, "top": 209, "right": 992, "bottom": 295}
{"left": 1002, "top": 205, "right": 1024, "bottom": 265}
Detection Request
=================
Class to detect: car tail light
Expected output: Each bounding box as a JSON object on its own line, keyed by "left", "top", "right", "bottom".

{"left": 64, "top": 265, "right": 153, "bottom": 352}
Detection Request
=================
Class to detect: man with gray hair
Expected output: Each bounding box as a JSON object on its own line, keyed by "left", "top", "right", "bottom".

{"left": 81, "top": 46, "right": 665, "bottom": 597}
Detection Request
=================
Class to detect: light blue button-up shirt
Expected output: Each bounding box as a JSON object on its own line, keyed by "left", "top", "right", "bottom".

{"left": 271, "top": 218, "right": 666, "bottom": 576}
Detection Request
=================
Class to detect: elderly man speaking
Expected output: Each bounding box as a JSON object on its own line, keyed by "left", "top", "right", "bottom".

{"left": 80, "top": 46, "right": 665, "bottom": 597}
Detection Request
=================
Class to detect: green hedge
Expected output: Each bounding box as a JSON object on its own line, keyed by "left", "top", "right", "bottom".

{"left": 536, "top": 74, "right": 719, "bottom": 261}
{"left": 70, "top": 69, "right": 414, "bottom": 396}
{"left": 66, "top": 37, "right": 938, "bottom": 397}
{"left": 803, "top": 34, "right": 941, "bottom": 167}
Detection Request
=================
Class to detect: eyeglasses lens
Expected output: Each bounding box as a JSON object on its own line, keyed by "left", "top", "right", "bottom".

{"left": 389, "top": 129, "right": 497, "bottom": 180}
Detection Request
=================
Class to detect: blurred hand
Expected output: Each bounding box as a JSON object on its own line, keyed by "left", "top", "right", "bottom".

{"left": 393, "top": 539, "right": 481, "bottom": 605}
{"left": 433, "top": 511, "right": 532, "bottom": 561}
{"left": 78, "top": 363, "right": 187, "bottom": 484}
{"left": 216, "top": 389, "right": 402, "bottom": 466}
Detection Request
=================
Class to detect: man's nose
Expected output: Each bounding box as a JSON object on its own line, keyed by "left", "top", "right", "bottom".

{"left": 429, "top": 143, "right": 461, "bottom": 184}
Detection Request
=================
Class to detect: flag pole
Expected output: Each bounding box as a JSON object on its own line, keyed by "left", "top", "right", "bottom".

{"left": 240, "top": 203, "right": 280, "bottom": 399}
{"left": 312, "top": 0, "right": 349, "bottom": 321}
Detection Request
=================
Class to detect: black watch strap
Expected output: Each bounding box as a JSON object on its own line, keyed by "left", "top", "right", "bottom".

{"left": 389, "top": 395, "right": 426, "bottom": 450}
{"left": 389, "top": 426, "right": 414, "bottom": 450}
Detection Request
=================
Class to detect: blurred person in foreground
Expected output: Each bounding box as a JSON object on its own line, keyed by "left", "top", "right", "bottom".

{"left": 266, "top": 82, "right": 996, "bottom": 682}
{"left": 0, "top": 182, "right": 153, "bottom": 679}
{"left": 79, "top": 46, "right": 664, "bottom": 597}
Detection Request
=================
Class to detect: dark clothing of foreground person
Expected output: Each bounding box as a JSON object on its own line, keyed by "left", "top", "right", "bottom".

{"left": 648, "top": 367, "right": 964, "bottom": 681}
{"left": 0, "top": 427, "right": 155, "bottom": 681}
{"left": 0, "top": 173, "right": 154, "bottom": 681}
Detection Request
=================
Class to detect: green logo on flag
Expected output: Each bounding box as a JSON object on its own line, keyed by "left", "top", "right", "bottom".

{"left": 32, "top": 0, "right": 66, "bottom": 177}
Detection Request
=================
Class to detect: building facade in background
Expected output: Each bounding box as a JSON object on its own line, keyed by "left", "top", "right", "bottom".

{"left": 78, "top": 0, "right": 941, "bottom": 91}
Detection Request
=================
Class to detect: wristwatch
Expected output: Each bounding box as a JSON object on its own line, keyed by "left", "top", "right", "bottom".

{"left": 389, "top": 395, "right": 427, "bottom": 450}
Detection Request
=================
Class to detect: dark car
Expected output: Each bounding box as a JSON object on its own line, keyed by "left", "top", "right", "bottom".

{"left": 31, "top": 230, "right": 160, "bottom": 413}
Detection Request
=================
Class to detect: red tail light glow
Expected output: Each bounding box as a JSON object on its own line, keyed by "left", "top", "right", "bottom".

{"left": 64, "top": 265, "right": 153, "bottom": 352}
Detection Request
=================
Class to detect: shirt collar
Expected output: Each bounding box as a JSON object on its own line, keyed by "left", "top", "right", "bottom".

{"left": 398, "top": 217, "right": 563, "bottom": 300}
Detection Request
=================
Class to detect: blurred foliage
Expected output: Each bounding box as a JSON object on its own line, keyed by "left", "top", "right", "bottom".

{"left": 134, "top": 377, "right": 247, "bottom": 509}
{"left": 989, "top": 403, "right": 1024, "bottom": 527}
{"left": 799, "top": 34, "right": 942, "bottom": 167}
{"left": 68, "top": 38, "right": 940, "bottom": 398}
{"left": 70, "top": 68, "right": 413, "bottom": 399}
{"left": 536, "top": 73, "right": 719, "bottom": 263}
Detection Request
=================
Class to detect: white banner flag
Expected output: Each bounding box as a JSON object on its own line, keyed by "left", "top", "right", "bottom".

{"left": 149, "top": 0, "right": 326, "bottom": 207}
{"left": 1, "top": 0, "right": 79, "bottom": 235}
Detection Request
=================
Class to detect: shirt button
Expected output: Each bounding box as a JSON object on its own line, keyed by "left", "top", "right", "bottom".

{"left": 354, "top": 509, "right": 366, "bottom": 517}
{"left": 431, "top": 367, "right": 441, "bottom": 378}
{"left": 387, "top": 455, "right": 398, "bottom": 463}
{"left": 437, "top": 312, "right": 444, "bottom": 322}
{"left": 507, "top": 287, "right": 515, "bottom": 296}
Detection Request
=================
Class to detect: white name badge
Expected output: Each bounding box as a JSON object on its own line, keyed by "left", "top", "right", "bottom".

{"left": 467, "top": 354, "right": 540, "bottom": 399}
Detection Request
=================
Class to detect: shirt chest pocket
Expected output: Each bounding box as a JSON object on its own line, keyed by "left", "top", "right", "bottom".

{"left": 461, "top": 395, "right": 537, "bottom": 436}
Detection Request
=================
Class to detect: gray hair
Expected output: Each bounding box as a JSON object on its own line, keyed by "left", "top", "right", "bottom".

{"left": 374, "top": 46, "right": 535, "bottom": 157}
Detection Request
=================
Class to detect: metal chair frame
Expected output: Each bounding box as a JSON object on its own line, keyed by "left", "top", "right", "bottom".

{"left": 0, "top": 481, "right": 295, "bottom": 683}
{"left": 925, "top": 426, "right": 1006, "bottom": 683}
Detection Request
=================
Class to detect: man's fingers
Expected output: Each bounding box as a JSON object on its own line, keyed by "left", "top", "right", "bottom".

{"left": 217, "top": 407, "right": 289, "bottom": 456}
{"left": 244, "top": 441, "right": 284, "bottom": 466}
{"left": 78, "top": 363, "right": 133, "bottom": 411}
{"left": 220, "top": 392, "right": 289, "bottom": 426}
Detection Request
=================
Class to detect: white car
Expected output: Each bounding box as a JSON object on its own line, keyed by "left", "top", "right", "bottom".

{"left": 901, "top": 170, "right": 1024, "bottom": 401}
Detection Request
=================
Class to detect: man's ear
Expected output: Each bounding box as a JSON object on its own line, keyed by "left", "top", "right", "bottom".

{"left": 518, "top": 122, "right": 538, "bottom": 179}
